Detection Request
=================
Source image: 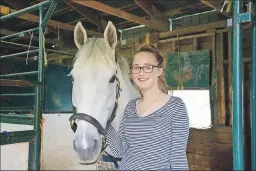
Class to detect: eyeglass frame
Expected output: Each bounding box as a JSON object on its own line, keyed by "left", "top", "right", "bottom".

{"left": 130, "top": 65, "right": 160, "bottom": 74}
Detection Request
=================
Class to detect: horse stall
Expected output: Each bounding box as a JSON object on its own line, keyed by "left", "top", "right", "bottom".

{"left": 0, "top": 0, "right": 255, "bottom": 170}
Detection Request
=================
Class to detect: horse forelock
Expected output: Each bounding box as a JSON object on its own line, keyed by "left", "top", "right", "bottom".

{"left": 72, "top": 38, "right": 130, "bottom": 77}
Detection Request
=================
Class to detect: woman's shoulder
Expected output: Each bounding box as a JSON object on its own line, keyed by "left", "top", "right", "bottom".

{"left": 164, "top": 95, "right": 188, "bottom": 119}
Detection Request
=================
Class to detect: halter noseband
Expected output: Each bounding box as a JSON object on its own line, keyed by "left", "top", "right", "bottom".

{"left": 69, "top": 75, "right": 121, "bottom": 153}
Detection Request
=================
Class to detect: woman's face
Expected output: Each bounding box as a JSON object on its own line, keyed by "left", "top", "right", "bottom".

{"left": 131, "top": 52, "right": 163, "bottom": 91}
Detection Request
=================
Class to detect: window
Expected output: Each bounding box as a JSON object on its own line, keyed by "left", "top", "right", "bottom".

{"left": 168, "top": 90, "right": 212, "bottom": 129}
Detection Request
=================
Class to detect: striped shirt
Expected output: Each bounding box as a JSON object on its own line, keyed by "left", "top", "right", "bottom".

{"left": 106, "top": 96, "right": 189, "bottom": 170}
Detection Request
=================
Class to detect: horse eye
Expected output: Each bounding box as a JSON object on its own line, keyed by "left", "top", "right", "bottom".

{"left": 109, "top": 75, "right": 116, "bottom": 83}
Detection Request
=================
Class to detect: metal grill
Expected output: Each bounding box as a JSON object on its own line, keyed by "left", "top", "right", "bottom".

{"left": 0, "top": 1, "right": 60, "bottom": 170}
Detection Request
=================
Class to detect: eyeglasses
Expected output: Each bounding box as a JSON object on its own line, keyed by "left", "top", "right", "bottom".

{"left": 131, "top": 65, "right": 159, "bottom": 74}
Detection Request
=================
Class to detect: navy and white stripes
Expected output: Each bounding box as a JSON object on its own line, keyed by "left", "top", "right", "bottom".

{"left": 106, "top": 96, "right": 189, "bottom": 170}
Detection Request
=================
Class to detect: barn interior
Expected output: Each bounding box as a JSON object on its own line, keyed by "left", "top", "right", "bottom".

{"left": 0, "top": 0, "right": 255, "bottom": 170}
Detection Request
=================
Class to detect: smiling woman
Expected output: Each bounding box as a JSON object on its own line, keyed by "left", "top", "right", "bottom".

{"left": 106, "top": 44, "right": 190, "bottom": 170}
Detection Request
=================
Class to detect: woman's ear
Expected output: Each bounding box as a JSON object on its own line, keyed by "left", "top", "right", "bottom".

{"left": 157, "top": 67, "right": 163, "bottom": 77}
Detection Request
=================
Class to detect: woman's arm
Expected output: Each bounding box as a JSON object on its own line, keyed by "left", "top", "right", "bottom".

{"left": 170, "top": 97, "right": 190, "bottom": 170}
{"left": 106, "top": 103, "right": 130, "bottom": 158}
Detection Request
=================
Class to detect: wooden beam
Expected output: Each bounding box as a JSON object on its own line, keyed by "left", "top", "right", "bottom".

{"left": 200, "top": 0, "right": 231, "bottom": 17}
{"left": 72, "top": 0, "right": 169, "bottom": 31}
{"left": 64, "top": 0, "right": 107, "bottom": 32}
{"left": 134, "top": 0, "right": 164, "bottom": 18}
{"left": 219, "top": 32, "right": 226, "bottom": 125}
{"left": 159, "top": 20, "right": 227, "bottom": 39}
{"left": 163, "top": 3, "right": 206, "bottom": 17}
{"left": 134, "top": 0, "right": 168, "bottom": 31}
{"left": 200, "top": 0, "right": 223, "bottom": 10}
{"left": 0, "top": 5, "right": 102, "bottom": 37}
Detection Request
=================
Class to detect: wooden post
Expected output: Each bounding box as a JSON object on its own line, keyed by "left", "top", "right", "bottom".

{"left": 212, "top": 32, "right": 217, "bottom": 125}
{"left": 216, "top": 33, "right": 221, "bottom": 124}
{"left": 219, "top": 32, "right": 226, "bottom": 125}
{"left": 228, "top": 31, "right": 233, "bottom": 126}
{"left": 193, "top": 37, "right": 199, "bottom": 50}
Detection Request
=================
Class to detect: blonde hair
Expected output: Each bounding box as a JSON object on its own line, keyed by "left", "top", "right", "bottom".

{"left": 131, "top": 44, "right": 168, "bottom": 94}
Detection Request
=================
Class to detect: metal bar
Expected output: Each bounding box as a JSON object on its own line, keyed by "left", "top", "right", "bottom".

{"left": 0, "top": 27, "right": 39, "bottom": 40}
{"left": 0, "top": 106, "right": 34, "bottom": 112}
{"left": 0, "top": 114, "right": 34, "bottom": 125}
{"left": 0, "top": 41, "right": 75, "bottom": 56}
{"left": 0, "top": 79, "right": 34, "bottom": 87}
{"left": 0, "top": 0, "right": 50, "bottom": 21}
{"left": 0, "top": 49, "right": 39, "bottom": 59}
{"left": 33, "top": 5, "right": 44, "bottom": 170}
{"left": 0, "top": 130, "right": 35, "bottom": 145}
{"left": 232, "top": 0, "right": 244, "bottom": 170}
{"left": 41, "top": 0, "right": 59, "bottom": 29}
{"left": 251, "top": 8, "right": 256, "bottom": 171}
{"left": 0, "top": 93, "right": 35, "bottom": 96}
{"left": 0, "top": 71, "right": 38, "bottom": 78}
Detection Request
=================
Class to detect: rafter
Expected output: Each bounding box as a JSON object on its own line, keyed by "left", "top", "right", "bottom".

{"left": 134, "top": 0, "right": 168, "bottom": 32}
{"left": 0, "top": 5, "right": 102, "bottom": 37}
{"left": 134, "top": 0, "right": 165, "bottom": 18}
{"left": 64, "top": 0, "right": 107, "bottom": 32}
{"left": 200, "top": 0, "right": 231, "bottom": 17}
{"left": 3, "top": 0, "right": 28, "bottom": 10}
{"left": 71, "top": 0, "right": 169, "bottom": 32}
{"left": 163, "top": 3, "right": 207, "bottom": 17}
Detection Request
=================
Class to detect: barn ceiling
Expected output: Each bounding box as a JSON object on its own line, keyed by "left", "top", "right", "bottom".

{"left": 0, "top": 0, "right": 228, "bottom": 62}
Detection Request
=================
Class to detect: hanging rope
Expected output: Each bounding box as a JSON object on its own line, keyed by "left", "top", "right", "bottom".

{"left": 26, "top": 31, "right": 34, "bottom": 65}
{"left": 176, "top": 34, "right": 184, "bottom": 90}
{"left": 42, "top": 34, "right": 48, "bottom": 66}
{"left": 40, "top": 117, "right": 45, "bottom": 168}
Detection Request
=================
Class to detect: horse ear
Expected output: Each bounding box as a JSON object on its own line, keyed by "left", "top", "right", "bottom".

{"left": 74, "top": 21, "right": 88, "bottom": 49}
{"left": 104, "top": 21, "right": 117, "bottom": 49}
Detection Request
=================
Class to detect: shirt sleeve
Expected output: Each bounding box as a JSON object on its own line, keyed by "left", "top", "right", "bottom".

{"left": 106, "top": 103, "right": 130, "bottom": 158}
{"left": 170, "top": 97, "right": 190, "bottom": 170}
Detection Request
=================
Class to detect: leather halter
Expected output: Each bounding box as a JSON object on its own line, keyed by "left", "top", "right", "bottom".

{"left": 69, "top": 75, "right": 122, "bottom": 153}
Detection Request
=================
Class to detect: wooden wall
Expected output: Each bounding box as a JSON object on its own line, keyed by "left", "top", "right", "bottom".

{"left": 117, "top": 24, "right": 252, "bottom": 170}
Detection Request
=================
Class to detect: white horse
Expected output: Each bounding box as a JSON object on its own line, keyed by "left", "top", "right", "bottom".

{"left": 68, "top": 21, "right": 140, "bottom": 165}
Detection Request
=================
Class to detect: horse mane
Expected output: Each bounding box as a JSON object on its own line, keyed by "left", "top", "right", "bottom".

{"left": 72, "top": 38, "right": 130, "bottom": 77}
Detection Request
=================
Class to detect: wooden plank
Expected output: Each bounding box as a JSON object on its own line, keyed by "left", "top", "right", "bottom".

{"left": 72, "top": 0, "right": 168, "bottom": 32}
{"left": 0, "top": 5, "right": 102, "bottom": 37}
{"left": 159, "top": 32, "right": 213, "bottom": 43}
{"left": 159, "top": 20, "right": 227, "bottom": 39}
{"left": 228, "top": 31, "right": 232, "bottom": 126}
{"left": 0, "top": 79, "right": 33, "bottom": 87}
{"left": 189, "top": 128, "right": 232, "bottom": 144}
{"left": 189, "top": 165, "right": 211, "bottom": 170}
{"left": 187, "top": 140, "right": 233, "bottom": 159}
{"left": 218, "top": 158, "right": 233, "bottom": 170}
{"left": 187, "top": 153, "right": 218, "bottom": 169}
{"left": 219, "top": 32, "right": 226, "bottom": 124}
